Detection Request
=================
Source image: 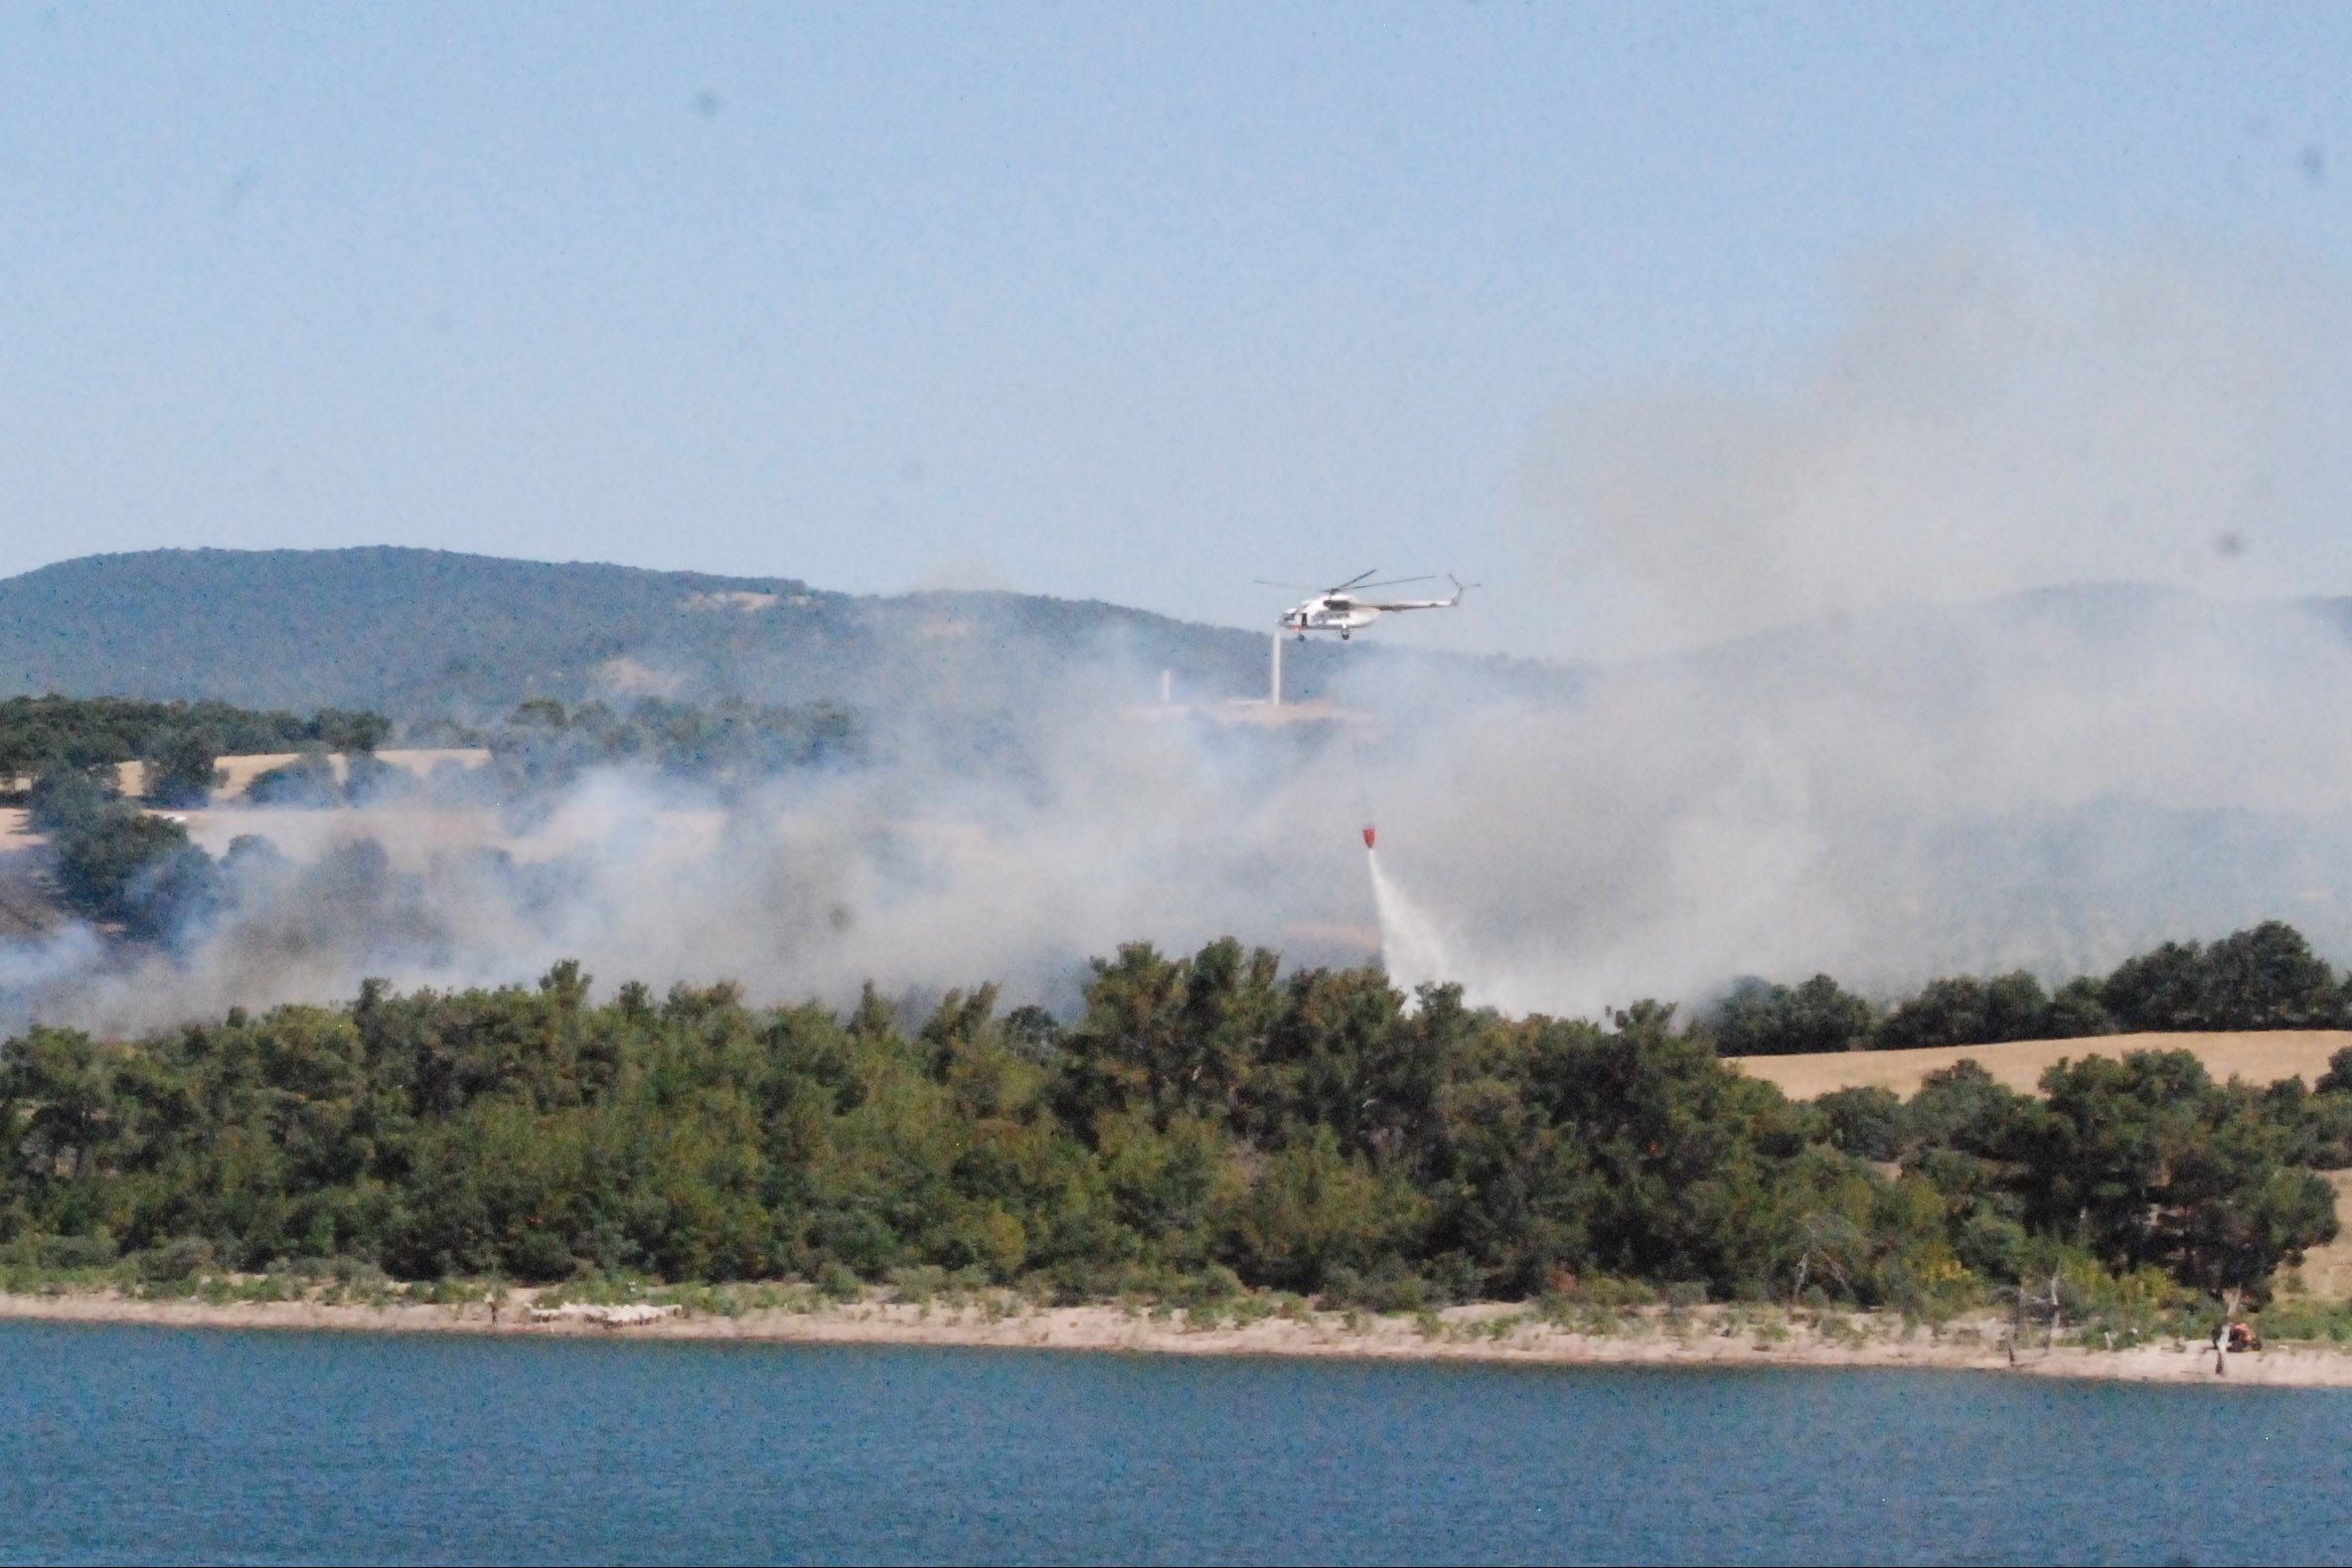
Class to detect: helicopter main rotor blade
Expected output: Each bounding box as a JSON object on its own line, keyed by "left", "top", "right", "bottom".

{"left": 1259, "top": 568, "right": 1439, "bottom": 593}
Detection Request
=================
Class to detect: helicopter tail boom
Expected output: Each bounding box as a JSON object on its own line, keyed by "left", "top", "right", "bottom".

{"left": 1359, "top": 575, "right": 1472, "bottom": 612}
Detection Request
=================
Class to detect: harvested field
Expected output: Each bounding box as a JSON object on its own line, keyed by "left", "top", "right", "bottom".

{"left": 145, "top": 747, "right": 493, "bottom": 802}
{"left": 1731, "top": 1029, "right": 2352, "bottom": 1100}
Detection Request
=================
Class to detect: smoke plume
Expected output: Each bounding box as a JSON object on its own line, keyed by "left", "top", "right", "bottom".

{"left": 1512, "top": 235, "right": 2352, "bottom": 659}
{"left": 13, "top": 234, "right": 2352, "bottom": 1032}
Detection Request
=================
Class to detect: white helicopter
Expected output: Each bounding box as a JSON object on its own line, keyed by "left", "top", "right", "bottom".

{"left": 1261, "top": 569, "right": 1470, "bottom": 640}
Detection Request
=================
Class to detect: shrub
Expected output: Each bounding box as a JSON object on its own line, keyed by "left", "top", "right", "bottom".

{"left": 1814, "top": 1086, "right": 1908, "bottom": 1162}
{"left": 135, "top": 1238, "right": 216, "bottom": 1284}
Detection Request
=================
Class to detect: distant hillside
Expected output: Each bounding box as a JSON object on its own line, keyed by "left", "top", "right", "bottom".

{"left": 0, "top": 548, "right": 1480, "bottom": 719}
{"left": 15, "top": 550, "right": 2330, "bottom": 756}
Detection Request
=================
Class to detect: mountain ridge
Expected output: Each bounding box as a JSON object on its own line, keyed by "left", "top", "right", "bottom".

{"left": 6, "top": 547, "right": 2337, "bottom": 726}
{"left": 0, "top": 546, "right": 1464, "bottom": 718}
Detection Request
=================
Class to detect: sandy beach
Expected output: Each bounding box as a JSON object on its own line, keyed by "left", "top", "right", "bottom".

{"left": 4, "top": 1289, "right": 2346, "bottom": 1386}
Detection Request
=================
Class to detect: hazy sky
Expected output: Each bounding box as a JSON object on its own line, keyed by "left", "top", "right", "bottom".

{"left": 7, "top": 4, "right": 2352, "bottom": 657}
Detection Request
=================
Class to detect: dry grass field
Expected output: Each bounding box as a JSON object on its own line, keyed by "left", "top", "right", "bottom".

{"left": 112, "top": 748, "right": 493, "bottom": 800}
{"left": 1730, "top": 1030, "right": 2352, "bottom": 1100}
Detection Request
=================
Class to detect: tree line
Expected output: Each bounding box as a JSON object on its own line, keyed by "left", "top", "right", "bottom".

{"left": 1712, "top": 920, "right": 2349, "bottom": 1054}
{"left": 3, "top": 694, "right": 857, "bottom": 810}
{"left": 0, "top": 696, "right": 390, "bottom": 801}
{"left": 0, "top": 941, "right": 2340, "bottom": 1308}
{"left": 476, "top": 696, "right": 861, "bottom": 793}
{"left": 7, "top": 695, "right": 859, "bottom": 935}
{"left": 214, "top": 696, "right": 862, "bottom": 806}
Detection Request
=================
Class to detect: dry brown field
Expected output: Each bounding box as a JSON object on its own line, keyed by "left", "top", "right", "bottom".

{"left": 1731, "top": 1029, "right": 2352, "bottom": 1100}
{"left": 114, "top": 748, "right": 493, "bottom": 800}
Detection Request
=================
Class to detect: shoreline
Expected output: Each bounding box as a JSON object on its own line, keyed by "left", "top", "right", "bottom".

{"left": 4, "top": 1291, "right": 2348, "bottom": 1386}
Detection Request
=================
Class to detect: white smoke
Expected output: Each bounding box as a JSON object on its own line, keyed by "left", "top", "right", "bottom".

{"left": 0, "top": 662, "right": 1382, "bottom": 1035}
{"left": 1357, "top": 234, "right": 2352, "bottom": 1017}
{"left": 1352, "top": 588, "right": 2352, "bottom": 1018}
{"left": 16, "top": 233, "right": 2352, "bottom": 1033}
{"left": 1511, "top": 235, "right": 2352, "bottom": 661}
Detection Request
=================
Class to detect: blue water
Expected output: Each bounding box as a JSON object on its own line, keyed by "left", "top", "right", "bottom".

{"left": 2, "top": 1325, "right": 2348, "bottom": 1564}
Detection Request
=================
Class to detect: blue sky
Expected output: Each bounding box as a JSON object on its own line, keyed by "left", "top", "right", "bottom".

{"left": 6, "top": 3, "right": 2352, "bottom": 656}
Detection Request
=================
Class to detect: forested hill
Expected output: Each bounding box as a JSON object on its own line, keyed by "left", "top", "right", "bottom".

{"left": 0, "top": 548, "right": 1503, "bottom": 718}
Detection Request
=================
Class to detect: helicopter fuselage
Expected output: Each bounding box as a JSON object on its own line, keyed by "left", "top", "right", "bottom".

{"left": 1283, "top": 597, "right": 1384, "bottom": 639}
{"left": 1280, "top": 576, "right": 1466, "bottom": 639}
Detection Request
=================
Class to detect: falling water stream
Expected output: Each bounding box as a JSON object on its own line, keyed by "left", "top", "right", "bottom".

{"left": 1367, "top": 848, "right": 1461, "bottom": 1003}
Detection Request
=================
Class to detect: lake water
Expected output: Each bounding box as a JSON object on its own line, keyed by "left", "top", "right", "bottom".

{"left": 3, "top": 1323, "right": 2349, "bottom": 1564}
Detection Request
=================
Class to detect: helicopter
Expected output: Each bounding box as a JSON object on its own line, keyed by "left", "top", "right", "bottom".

{"left": 1260, "top": 570, "right": 1471, "bottom": 640}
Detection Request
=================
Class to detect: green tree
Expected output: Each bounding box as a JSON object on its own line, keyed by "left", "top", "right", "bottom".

{"left": 48, "top": 801, "right": 218, "bottom": 938}
{"left": 1813, "top": 1086, "right": 1908, "bottom": 1161}
{"left": 1227, "top": 1123, "right": 1422, "bottom": 1292}
{"left": 1059, "top": 940, "right": 1278, "bottom": 1133}
{"left": 245, "top": 753, "right": 341, "bottom": 808}
{"left": 27, "top": 766, "right": 117, "bottom": 834}
{"left": 2043, "top": 976, "right": 2117, "bottom": 1038}
{"left": 1878, "top": 972, "right": 2051, "bottom": 1049}
{"left": 314, "top": 708, "right": 392, "bottom": 754}
{"left": 142, "top": 731, "right": 223, "bottom": 809}
{"left": 2201, "top": 922, "right": 2341, "bottom": 1029}
{"left": 2100, "top": 941, "right": 2208, "bottom": 1031}
{"left": 1713, "top": 974, "right": 1874, "bottom": 1055}
{"left": 2024, "top": 1051, "right": 2335, "bottom": 1292}
{"left": 2100, "top": 923, "right": 2343, "bottom": 1032}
